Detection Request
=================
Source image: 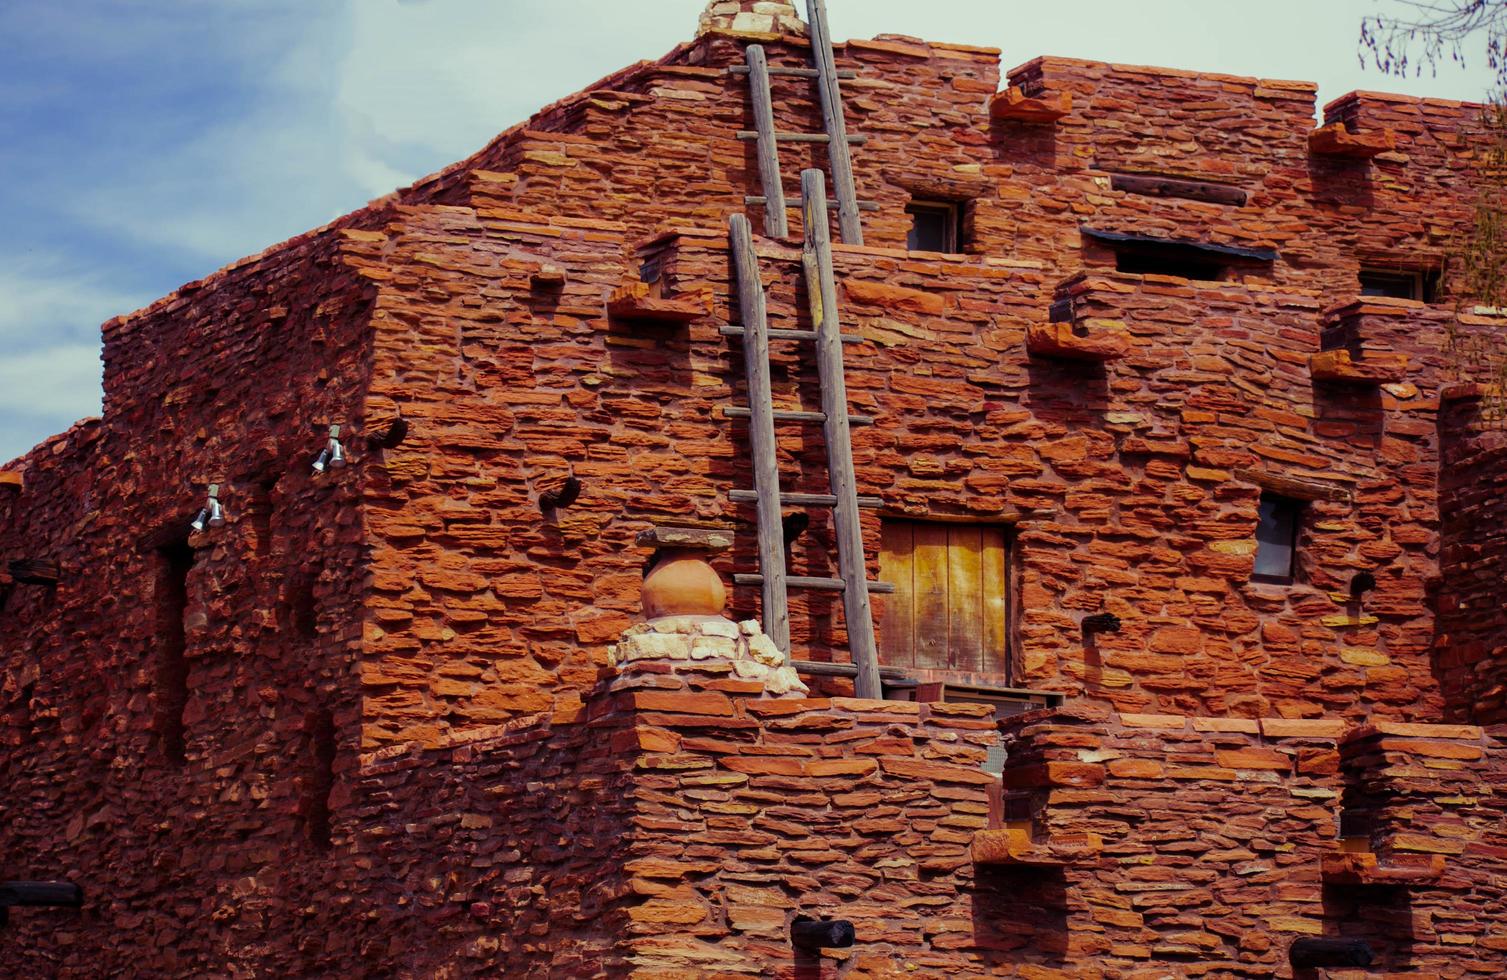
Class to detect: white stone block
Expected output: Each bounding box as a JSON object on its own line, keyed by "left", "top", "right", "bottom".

{"left": 766, "top": 666, "right": 809, "bottom": 696}
{"left": 699, "top": 618, "right": 740, "bottom": 639}
{"left": 731, "top": 659, "right": 770, "bottom": 680}
{"left": 690, "top": 635, "right": 738, "bottom": 660}
{"left": 747, "top": 633, "right": 785, "bottom": 667}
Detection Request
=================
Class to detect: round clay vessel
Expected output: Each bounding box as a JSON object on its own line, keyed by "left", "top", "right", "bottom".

{"left": 642, "top": 550, "right": 727, "bottom": 619}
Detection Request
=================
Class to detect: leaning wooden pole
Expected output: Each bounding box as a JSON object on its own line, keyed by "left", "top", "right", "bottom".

{"left": 744, "top": 45, "right": 789, "bottom": 239}
{"left": 799, "top": 170, "right": 880, "bottom": 699}
{"left": 729, "top": 213, "right": 792, "bottom": 657}
{"left": 804, "top": 0, "right": 863, "bottom": 245}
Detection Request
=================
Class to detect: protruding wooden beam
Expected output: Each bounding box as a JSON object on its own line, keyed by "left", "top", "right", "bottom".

{"left": 7, "top": 559, "right": 59, "bottom": 586}
{"left": 1231, "top": 467, "right": 1353, "bottom": 504}
{"left": 1109, "top": 173, "right": 1247, "bottom": 207}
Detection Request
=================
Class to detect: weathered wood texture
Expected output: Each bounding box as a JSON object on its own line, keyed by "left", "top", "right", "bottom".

{"left": 1109, "top": 172, "right": 1248, "bottom": 206}
{"left": 803, "top": 0, "right": 863, "bottom": 244}
{"left": 728, "top": 214, "right": 790, "bottom": 655}
{"left": 800, "top": 169, "right": 879, "bottom": 699}
{"left": 743, "top": 45, "right": 788, "bottom": 238}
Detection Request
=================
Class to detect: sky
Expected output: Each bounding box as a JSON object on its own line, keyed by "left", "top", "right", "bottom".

{"left": 0, "top": 0, "right": 1498, "bottom": 464}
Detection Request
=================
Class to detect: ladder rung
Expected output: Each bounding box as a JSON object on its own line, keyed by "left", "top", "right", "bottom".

{"left": 746, "top": 195, "right": 882, "bottom": 212}
{"left": 724, "top": 407, "right": 875, "bottom": 426}
{"left": 736, "top": 131, "right": 867, "bottom": 145}
{"left": 734, "top": 573, "right": 895, "bottom": 594}
{"left": 729, "top": 490, "right": 882, "bottom": 508}
{"left": 728, "top": 65, "right": 858, "bottom": 80}
{"left": 719, "top": 325, "right": 863, "bottom": 344}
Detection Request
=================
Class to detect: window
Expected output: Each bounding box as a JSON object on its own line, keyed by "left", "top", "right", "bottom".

{"left": 302, "top": 708, "right": 336, "bottom": 851}
{"left": 906, "top": 201, "right": 962, "bottom": 253}
{"left": 1115, "top": 248, "right": 1225, "bottom": 281}
{"left": 1253, "top": 494, "right": 1301, "bottom": 584}
{"left": 879, "top": 521, "right": 1009, "bottom": 674}
{"left": 287, "top": 571, "right": 319, "bottom": 639}
{"left": 154, "top": 538, "right": 195, "bottom": 765}
{"left": 1359, "top": 268, "right": 1436, "bottom": 303}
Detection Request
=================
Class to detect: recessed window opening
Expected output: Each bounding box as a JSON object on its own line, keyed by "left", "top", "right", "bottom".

{"left": 879, "top": 520, "right": 1010, "bottom": 676}
{"left": 303, "top": 708, "right": 337, "bottom": 851}
{"left": 1115, "top": 247, "right": 1226, "bottom": 282}
{"left": 906, "top": 200, "right": 963, "bottom": 253}
{"left": 1359, "top": 268, "right": 1437, "bottom": 303}
{"left": 153, "top": 538, "right": 195, "bottom": 765}
{"left": 248, "top": 479, "right": 276, "bottom": 558}
{"left": 289, "top": 572, "right": 319, "bottom": 639}
{"left": 1253, "top": 494, "right": 1302, "bottom": 585}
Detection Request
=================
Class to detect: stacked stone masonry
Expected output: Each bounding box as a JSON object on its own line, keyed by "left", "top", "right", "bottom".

{"left": 4, "top": 5, "right": 1507, "bottom": 975}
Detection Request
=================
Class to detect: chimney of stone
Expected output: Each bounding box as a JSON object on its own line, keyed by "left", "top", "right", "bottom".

{"left": 697, "top": 0, "right": 807, "bottom": 38}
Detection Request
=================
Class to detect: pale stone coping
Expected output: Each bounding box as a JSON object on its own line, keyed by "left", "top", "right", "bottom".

{"left": 1006, "top": 55, "right": 1317, "bottom": 95}
{"left": 1110, "top": 712, "right": 1485, "bottom": 741}
{"left": 634, "top": 525, "right": 734, "bottom": 552}
{"left": 611, "top": 615, "right": 808, "bottom": 697}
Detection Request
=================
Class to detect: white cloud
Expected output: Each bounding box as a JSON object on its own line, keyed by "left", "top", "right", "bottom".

{"left": 0, "top": 255, "right": 149, "bottom": 347}
{"left": 0, "top": 342, "right": 102, "bottom": 464}
{"left": 0, "top": 343, "right": 101, "bottom": 418}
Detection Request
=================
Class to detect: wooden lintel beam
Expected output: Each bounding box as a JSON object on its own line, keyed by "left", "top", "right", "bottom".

{"left": 1109, "top": 173, "right": 1248, "bottom": 207}
{"left": 1232, "top": 467, "right": 1353, "bottom": 504}
{"left": 7, "top": 559, "right": 59, "bottom": 586}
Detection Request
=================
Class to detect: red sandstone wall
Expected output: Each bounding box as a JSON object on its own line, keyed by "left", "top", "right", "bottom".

{"left": 5, "top": 19, "right": 1507, "bottom": 975}
{"left": 0, "top": 229, "right": 379, "bottom": 974}
{"left": 1000, "top": 706, "right": 1507, "bottom": 975}
{"left": 306, "top": 32, "right": 1504, "bottom": 745}
{"left": 1437, "top": 392, "right": 1507, "bottom": 723}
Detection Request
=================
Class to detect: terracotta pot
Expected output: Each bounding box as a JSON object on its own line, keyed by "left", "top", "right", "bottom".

{"left": 642, "top": 549, "right": 727, "bottom": 619}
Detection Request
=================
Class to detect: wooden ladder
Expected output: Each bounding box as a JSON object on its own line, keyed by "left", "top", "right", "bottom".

{"left": 731, "top": 0, "right": 867, "bottom": 244}
{"left": 722, "top": 3, "right": 885, "bottom": 699}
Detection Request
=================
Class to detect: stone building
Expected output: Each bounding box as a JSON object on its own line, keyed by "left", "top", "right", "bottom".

{"left": 3, "top": 1, "right": 1506, "bottom": 975}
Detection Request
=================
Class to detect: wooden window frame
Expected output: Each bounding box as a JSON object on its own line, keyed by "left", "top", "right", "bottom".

{"left": 1358, "top": 267, "right": 1437, "bottom": 303}
{"left": 906, "top": 200, "right": 963, "bottom": 254}
{"left": 1252, "top": 494, "right": 1303, "bottom": 585}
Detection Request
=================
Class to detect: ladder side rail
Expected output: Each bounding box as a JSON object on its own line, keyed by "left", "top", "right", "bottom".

{"left": 728, "top": 214, "right": 792, "bottom": 657}
{"left": 803, "top": 0, "right": 863, "bottom": 245}
{"left": 798, "top": 169, "right": 881, "bottom": 698}
{"left": 744, "top": 45, "right": 789, "bottom": 239}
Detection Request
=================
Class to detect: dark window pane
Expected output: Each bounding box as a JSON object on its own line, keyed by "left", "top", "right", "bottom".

{"left": 1359, "top": 270, "right": 1420, "bottom": 300}
{"left": 907, "top": 203, "right": 958, "bottom": 253}
{"left": 1254, "top": 496, "right": 1299, "bottom": 581}
{"left": 1116, "top": 249, "right": 1224, "bottom": 281}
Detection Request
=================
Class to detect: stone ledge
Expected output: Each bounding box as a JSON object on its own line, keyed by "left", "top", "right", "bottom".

{"left": 607, "top": 282, "right": 712, "bottom": 324}
{"left": 1309, "top": 348, "right": 1409, "bottom": 385}
{"left": 971, "top": 828, "right": 1102, "bottom": 867}
{"left": 634, "top": 525, "right": 735, "bottom": 552}
{"left": 988, "top": 86, "right": 1072, "bottom": 124}
{"left": 1321, "top": 850, "right": 1446, "bottom": 886}
{"left": 1026, "top": 320, "right": 1131, "bottom": 361}
{"left": 1309, "top": 123, "right": 1397, "bottom": 158}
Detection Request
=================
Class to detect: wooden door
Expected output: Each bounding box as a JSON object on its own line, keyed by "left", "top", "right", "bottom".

{"left": 879, "top": 521, "right": 1009, "bottom": 676}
